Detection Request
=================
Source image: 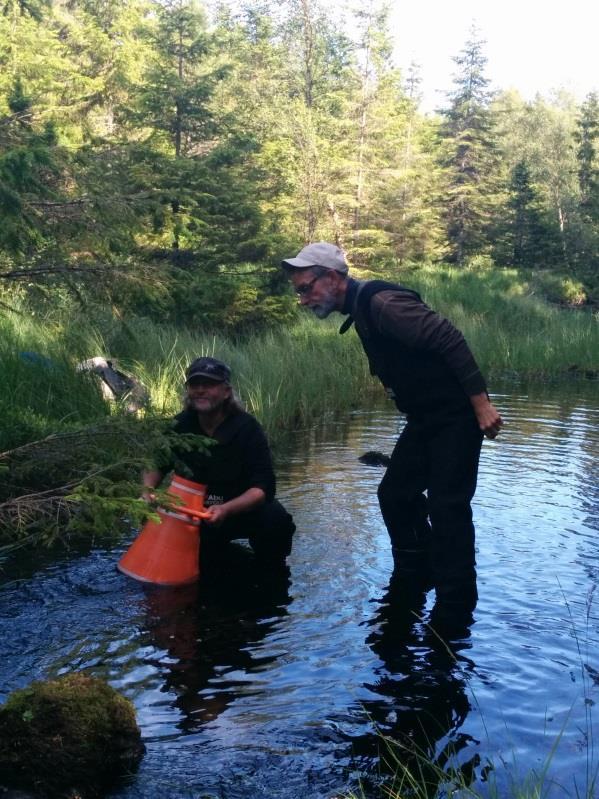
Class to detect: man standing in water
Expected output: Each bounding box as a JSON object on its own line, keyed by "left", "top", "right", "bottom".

{"left": 281, "top": 243, "right": 502, "bottom": 629}
{"left": 143, "top": 357, "right": 295, "bottom": 573}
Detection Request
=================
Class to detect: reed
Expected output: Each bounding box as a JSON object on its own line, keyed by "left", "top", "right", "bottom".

{"left": 400, "top": 264, "right": 599, "bottom": 379}
{"left": 0, "top": 314, "right": 109, "bottom": 450}
{"left": 1, "top": 308, "right": 374, "bottom": 451}
{"left": 1, "top": 264, "right": 597, "bottom": 450}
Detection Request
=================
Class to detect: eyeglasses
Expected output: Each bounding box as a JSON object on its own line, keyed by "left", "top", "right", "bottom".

{"left": 295, "top": 274, "right": 323, "bottom": 296}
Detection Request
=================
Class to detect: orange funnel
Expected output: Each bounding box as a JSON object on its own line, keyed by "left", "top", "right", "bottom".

{"left": 117, "top": 475, "right": 208, "bottom": 586}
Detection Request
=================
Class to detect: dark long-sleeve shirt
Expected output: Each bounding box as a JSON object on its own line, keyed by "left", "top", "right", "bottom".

{"left": 166, "top": 409, "right": 276, "bottom": 506}
{"left": 343, "top": 278, "right": 487, "bottom": 417}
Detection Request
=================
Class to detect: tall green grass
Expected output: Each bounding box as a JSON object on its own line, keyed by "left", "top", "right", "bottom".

{"left": 0, "top": 308, "right": 374, "bottom": 450}
{"left": 74, "top": 313, "right": 374, "bottom": 434}
{"left": 0, "top": 313, "right": 110, "bottom": 449}
{"left": 401, "top": 264, "right": 599, "bottom": 379}
{"left": 1, "top": 264, "right": 597, "bottom": 451}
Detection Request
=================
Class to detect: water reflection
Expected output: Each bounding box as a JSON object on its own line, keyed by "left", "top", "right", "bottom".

{"left": 351, "top": 572, "right": 478, "bottom": 796}
{"left": 139, "top": 544, "right": 291, "bottom": 736}
{"left": 0, "top": 381, "right": 597, "bottom": 799}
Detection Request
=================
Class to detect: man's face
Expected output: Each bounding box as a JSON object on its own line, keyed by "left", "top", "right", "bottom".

{"left": 186, "top": 378, "right": 231, "bottom": 414}
{"left": 290, "top": 268, "right": 339, "bottom": 319}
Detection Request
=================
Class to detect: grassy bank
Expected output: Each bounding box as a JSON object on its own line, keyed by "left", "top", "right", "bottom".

{"left": 0, "top": 312, "right": 373, "bottom": 450}
{"left": 2, "top": 264, "right": 598, "bottom": 448}
{"left": 391, "top": 264, "right": 598, "bottom": 381}
{"left": 0, "top": 264, "right": 597, "bottom": 548}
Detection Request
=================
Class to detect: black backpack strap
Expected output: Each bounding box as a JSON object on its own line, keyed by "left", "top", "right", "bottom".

{"left": 339, "top": 315, "right": 354, "bottom": 334}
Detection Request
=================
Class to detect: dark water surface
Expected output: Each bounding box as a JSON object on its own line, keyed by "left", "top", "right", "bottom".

{"left": 1, "top": 381, "right": 598, "bottom": 798}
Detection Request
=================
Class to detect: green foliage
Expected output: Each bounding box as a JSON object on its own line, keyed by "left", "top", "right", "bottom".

{"left": 0, "top": 415, "right": 171, "bottom": 544}
{"left": 438, "top": 26, "right": 501, "bottom": 265}
{"left": 493, "top": 160, "right": 559, "bottom": 268}
{"left": 1, "top": 0, "right": 598, "bottom": 315}
{"left": 0, "top": 98, "right": 65, "bottom": 254}
{"left": 576, "top": 92, "right": 599, "bottom": 215}
{"left": 529, "top": 271, "right": 588, "bottom": 306}
{"left": 492, "top": 90, "right": 588, "bottom": 278}
{"left": 131, "top": 0, "right": 218, "bottom": 156}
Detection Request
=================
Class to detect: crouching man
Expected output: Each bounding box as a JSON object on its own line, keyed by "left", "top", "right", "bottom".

{"left": 143, "top": 357, "right": 295, "bottom": 573}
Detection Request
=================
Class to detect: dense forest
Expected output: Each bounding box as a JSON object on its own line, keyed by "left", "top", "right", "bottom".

{"left": 1, "top": 0, "right": 598, "bottom": 330}
{"left": 0, "top": 8, "right": 597, "bottom": 795}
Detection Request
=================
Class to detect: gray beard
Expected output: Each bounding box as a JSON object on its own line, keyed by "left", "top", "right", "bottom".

{"left": 311, "top": 302, "right": 335, "bottom": 319}
{"left": 191, "top": 397, "right": 221, "bottom": 413}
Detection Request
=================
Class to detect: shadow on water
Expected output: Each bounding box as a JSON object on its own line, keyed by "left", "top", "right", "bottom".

{"left": 1, "top": 379, "right": 598, "bottom": 799}
{"left": 139, "top": 543, "right": 292, "bottom": 737}
{"left": 350, "top": 573, "right": 479, "bottom": 798}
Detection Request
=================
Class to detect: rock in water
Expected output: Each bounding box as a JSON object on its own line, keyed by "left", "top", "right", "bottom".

{"left": 0, "top": 673, "right": 144, "bottom": 798}
{"left": 358, "top": 450, "right": 391, "bottom": 467}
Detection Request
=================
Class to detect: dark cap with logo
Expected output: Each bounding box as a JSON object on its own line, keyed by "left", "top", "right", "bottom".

{"left": 281, "top": 242, "right": 349, "bottom": 275}
{"left": 185, "top": 356, "right": 231, "bottom": 384}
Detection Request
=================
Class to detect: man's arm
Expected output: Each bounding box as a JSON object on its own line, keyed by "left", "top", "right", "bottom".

{"left": 203, "top": 414, "right": 273, "bottom": 526}
{"left": 203, "top": 487, "right": 266, "bottom": 526}
{"left": 373, "top": 291, "right": 488, "bottom": 396}
{"left": 469, "top": 392, "right": 503, "bottom": 439}
{"left": 372, "top": 291, "right": 503, "bottom": 437}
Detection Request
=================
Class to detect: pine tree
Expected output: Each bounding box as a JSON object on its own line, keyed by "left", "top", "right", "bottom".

{"left": 0, "top": 76, "right": 63, "bottom": 255}
{"left": 491, "top": 89, "right": 582, "bottom": 270}
{"left": 438, "top": 26, "right": 499, "bottom": 264}
{"left": 273, "top": 0, "right": 355, "bottom": 242}
{"left": 0, "top": 0, "right": 154, "bottom": 266}
{"left": 348, "top": 1, "right": 397, "bottom": 247}
{"left": 572, "top": 92, "right": 599, "bottom": 277}
{"left": 132, "top": 0, "right": 272, "bottom": 266}
{"left": 505, "top": 161, "right": 550, "bottom": 267}
{"left": 575, "top": 92, "right": 599, "bottom": 217}
{"left": 330, "top": 1, "right": 441, "bottom": 266}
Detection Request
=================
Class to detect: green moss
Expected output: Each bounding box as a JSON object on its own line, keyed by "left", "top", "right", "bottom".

{"left": 0, "top": 673, "right": 144, "bottom": 798}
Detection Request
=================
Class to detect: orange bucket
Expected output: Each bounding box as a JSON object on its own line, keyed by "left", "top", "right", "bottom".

{"left": 117, "top": 475, "right": 208, "bottom": 586}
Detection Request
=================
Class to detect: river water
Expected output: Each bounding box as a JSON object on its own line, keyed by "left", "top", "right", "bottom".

{"left": 1, "top": 380, "right": 598, "bottom": 798}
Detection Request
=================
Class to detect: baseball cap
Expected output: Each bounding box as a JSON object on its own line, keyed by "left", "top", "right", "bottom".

{"left": 185, "top": 357, "right": 231, "bottom": 384}
{"left": 281, "top": 242, "right": 349, "bottom": 275}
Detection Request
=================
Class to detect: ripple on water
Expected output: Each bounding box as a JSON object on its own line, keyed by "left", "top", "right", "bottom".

{"left": 0, "top": 383, "right": 598, "bottom": 798}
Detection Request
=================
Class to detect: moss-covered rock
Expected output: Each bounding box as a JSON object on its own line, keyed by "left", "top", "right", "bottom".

{"left": 0, "top": 673, "right": 144, "bottom": 798}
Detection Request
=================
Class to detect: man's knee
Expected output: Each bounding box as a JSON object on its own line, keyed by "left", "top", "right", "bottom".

{"left": 377, "top": 473, "right": 406, "bottom": 522}
{"left": 249, "top": 501, "right": 295, "bottom": 559}
{"left": 428, "top": 494, "right": 473, "bottom": 532}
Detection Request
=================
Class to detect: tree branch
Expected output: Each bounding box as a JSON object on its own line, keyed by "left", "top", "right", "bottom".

{"left": 0, "top": 264, "right": 109, "bottom": 281}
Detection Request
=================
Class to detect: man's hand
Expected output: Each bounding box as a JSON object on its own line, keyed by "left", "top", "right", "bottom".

{"left": 203, "top": 504, "right": 231, "bottom": 527}
{"left": 141, "top": 468, "right": 163, "bottom": 502}
{"left": 470, "top": 392, "right": 503, "bottom": 439}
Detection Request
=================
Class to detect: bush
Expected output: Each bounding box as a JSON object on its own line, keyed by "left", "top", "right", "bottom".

{"left": 530, "top": 271, "right": 588, "bottom": 306}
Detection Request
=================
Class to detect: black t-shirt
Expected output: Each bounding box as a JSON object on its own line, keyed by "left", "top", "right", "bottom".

{"left": 168, "top": 409, "right": 276, "bottom": 506}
